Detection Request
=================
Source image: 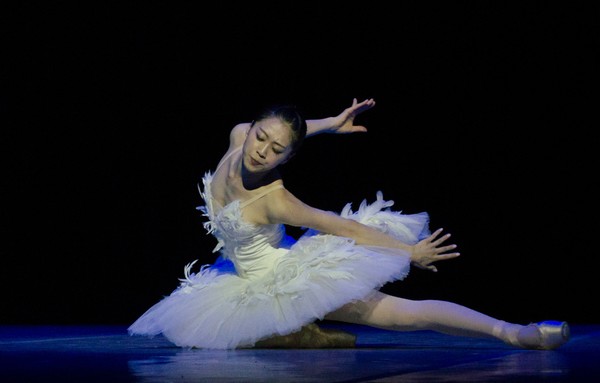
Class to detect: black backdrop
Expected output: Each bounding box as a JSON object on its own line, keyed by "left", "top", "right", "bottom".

{"left": 3, "top": 2, "right": 597, "bottom": 326}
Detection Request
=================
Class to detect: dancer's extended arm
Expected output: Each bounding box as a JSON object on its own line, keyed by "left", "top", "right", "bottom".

{"left": 305, "top": 98, "right": 375, "bottom": 137}
{"left": 265, "top": 188, "right": 460, "bottom": 273}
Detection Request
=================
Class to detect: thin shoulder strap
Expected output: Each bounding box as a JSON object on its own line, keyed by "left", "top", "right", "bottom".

{"left": 214, "top": 146, "right": 243, "bottom": 173}
{"left": 239, "top": 184, "right": 285, "bottom": 209}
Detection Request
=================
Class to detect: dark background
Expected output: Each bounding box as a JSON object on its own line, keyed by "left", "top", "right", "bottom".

{"left": 2, "top": 2, "right": 597, "bottom": 326}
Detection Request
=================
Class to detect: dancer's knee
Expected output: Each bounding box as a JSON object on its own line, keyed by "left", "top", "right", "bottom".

{"left": 364, "top": 296, "right": 453, "bottom": 331}
{"left": 327, "top": 292, "right": 429, "bottom": 331}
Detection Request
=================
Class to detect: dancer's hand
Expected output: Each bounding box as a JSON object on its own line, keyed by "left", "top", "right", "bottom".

{"left": 410, "top": 228, "right": 460, "bottom": 272}
{"left": 328, "top": 98, "right": 376, "bottom": 134}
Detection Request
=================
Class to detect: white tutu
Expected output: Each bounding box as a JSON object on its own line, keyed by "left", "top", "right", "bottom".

{"left": 128, "top": 173, "right": 430, "bottom": 349}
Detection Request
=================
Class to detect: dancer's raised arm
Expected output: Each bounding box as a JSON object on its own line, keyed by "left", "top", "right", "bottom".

{"left": 306, "top": 98, "right": 375, "bottom": 137}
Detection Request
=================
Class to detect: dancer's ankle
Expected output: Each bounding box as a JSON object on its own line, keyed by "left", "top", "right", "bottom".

{"left": 492, "top": 320, "right": 524, "bottom": 347}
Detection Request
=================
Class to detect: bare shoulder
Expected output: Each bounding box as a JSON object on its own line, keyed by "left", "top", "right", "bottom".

{"left": 264, "top": 187, "right": 329, "bottom": 227}
{"left": 229, "top": 123, "right": 251, "bottom": 148}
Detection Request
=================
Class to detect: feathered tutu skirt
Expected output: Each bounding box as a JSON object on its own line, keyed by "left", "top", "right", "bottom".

{"left": 128, "top": 192, "right": 430, "bottom": 349}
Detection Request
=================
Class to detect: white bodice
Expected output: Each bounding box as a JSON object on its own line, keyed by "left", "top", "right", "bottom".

{"left": 197, "top": 172, "right": 289, "bottom": 278}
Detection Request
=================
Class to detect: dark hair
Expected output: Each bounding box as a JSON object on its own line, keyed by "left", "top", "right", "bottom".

{"left": 251, "top": 105, "right": 307, "bottom": 154}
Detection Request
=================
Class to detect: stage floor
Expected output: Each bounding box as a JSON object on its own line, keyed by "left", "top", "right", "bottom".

{"left": 1, "top": 322, "right": 599, "bottom": 382}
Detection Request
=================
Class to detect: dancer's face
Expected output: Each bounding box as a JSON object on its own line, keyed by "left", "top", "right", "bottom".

{"left": 243, "top": 117, "right": 294, "bottom": 172}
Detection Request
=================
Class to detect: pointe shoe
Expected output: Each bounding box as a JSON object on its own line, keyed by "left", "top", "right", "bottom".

{"left": 253, "top": 323, "right": 356, "bottom": 349}
{"left": 495, "top": 319, "right": 571, "bottom": 350}
{"left": 314, "top": 325, "right": 357, "bottom": 348}
{"left": 503, "top": 320, "right": 570, "bottom": 350}
{"left": 532, "top": 320, "right": 570, "bottom": 350}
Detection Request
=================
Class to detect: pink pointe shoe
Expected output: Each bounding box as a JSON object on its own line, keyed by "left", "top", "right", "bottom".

{"left": 532, "top": 320, "right": 571, "bottom": 350}
{"left": 504, "top": 320, "right": 571, "bottom": 350}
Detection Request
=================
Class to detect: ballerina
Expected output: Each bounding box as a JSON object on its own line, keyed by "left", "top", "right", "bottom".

{"left": 128, "top": 98, "right": 570, "bottom": 351}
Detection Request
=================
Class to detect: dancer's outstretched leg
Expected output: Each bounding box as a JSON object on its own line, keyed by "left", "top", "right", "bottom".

{"left": 325, "top": 291, "right": 569, "bottom": 350}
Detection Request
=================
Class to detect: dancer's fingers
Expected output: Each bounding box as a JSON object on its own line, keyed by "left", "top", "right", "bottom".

{"left": 436, "top": 244, "right": 458, "bottom": 254}
{"left": 436, "top": 252, "right": 460, "bottom": 260}
{"left": 432, "top": 233, "right": 452, "bottom": 246}
{"left": 428, "top": 228, "right": 445, "bottom": 242}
